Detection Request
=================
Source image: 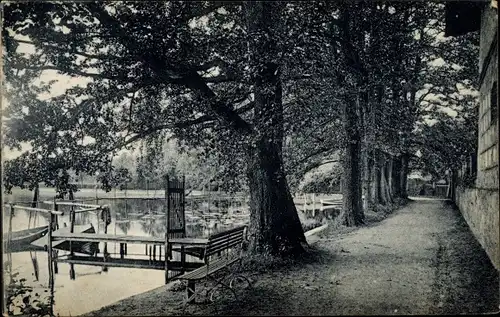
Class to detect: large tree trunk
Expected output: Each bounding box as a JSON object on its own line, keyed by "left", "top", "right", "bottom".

{"left": 339, "top": 7, "right": 364, "bottom": 226}
{"left": 374, "top": 150, "right": 389, "bottom": 205}
{"left": 341, "top": 94, "right": 364, "bottom": 226}
{"left": 362, "top": 151, "right": 373, "bottom": 212}
{"left": 361, "top": 83, "right": 373, "bottom": 213}
{"left": 392, "top": 155, "right": 402, "bottom": 198}
{"left": 400, "top": 153, "right": 409, "bottom": 199}
{"left": 386, "top": 156, "right": 394, "bottom": 203}
{"left": 380, "top": 164, "right": 389, "bottom": 204}
{"left": 369, "top": 158, "right": 377, "bottom": 207}
{"left": 244, "top": 1, "right": 306, "bottom": 256}
{"left": 341, "top": 144, "right": 364, "bottom": 226}
{"left": 373, "top": 150, "right": 381, "bottom": 205}
{"left": 247, "top": 141, "right": 307, "bottom": 255}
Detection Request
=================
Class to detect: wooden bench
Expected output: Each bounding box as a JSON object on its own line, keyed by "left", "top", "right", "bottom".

{"left": 176, "top": 225, "right": 251, "bottom": 305}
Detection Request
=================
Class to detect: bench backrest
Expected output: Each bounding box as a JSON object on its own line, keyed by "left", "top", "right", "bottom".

{"left": 204, "top": 225, "right": 247, "bottom": 260}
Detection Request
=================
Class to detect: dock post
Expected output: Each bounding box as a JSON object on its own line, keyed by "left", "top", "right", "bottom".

{"left": 6, "top": 204, "right": 14, "bottom": 281}
{"left": 53, "top": 202, "right": 59, "bottom": 275}
{"left": 181, "top": 246, "right": 186, "bottom": 274}
{"left": 103, "top": 207, "right": 109, "bottom": 272}
{"left": 48, "top": 199, "right": 55, "bottom": 317}
{"left": 165, "top": 175, "right": 170, "bottom": 284}
{"left": 69, "top": 191, "right": 75, "bottom": 280}
{"left": 7, "top": 204, "right": 13, "bottom": 249}
{"left": 53, "top": 250, "right": 59, "bottom": 274}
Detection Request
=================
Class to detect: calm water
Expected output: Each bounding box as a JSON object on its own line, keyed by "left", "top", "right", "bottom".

{"left": 3, "top": 188, "right": 336, "bottom": 316}
{"left": 3, "top": 188, "right": 251, "bottom": 316}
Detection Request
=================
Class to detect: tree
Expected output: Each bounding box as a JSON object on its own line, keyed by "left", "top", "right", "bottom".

{"left": 3, "top": 1, "right": 312, "bottom": 256}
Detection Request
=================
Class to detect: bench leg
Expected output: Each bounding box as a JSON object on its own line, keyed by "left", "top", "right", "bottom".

{"left": 187, "top": 280, "right": 196, "bottom": 303}
{"left": 229, "top": 275, "right": 252, "bottom": 289}
{"left": 207, "top": 273, "right": 238, "bottom": 302}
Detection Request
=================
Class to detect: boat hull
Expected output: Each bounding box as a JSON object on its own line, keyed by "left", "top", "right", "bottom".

{"left": 31, "top": 225, "right": 99, "bottom": 255}
{"left": 3, "top": 226, "right": 49, "bottom": 253}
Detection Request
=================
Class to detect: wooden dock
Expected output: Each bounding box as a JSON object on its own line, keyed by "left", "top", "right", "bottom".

{"left": 52, "top": 233, "right": 166, "bottom": 245}
{"left": 56, "top": 254, "right": 204, "bottom": 271}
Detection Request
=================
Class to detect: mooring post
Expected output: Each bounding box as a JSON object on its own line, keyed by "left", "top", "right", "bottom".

{"left": 165, "top": 175, "right": 170, "bottom": 284}
{"left": 69, "top": 191, "right": 76, "bottom": 280}
{"left": 53, "top": 202, "right": 59, "bottom": 275}
{"left": 95, "top": 187, "right": 99, "bottom": 234}
{"left": 53, "top": 250, "right": 59, "bottom": 274}
{"left": 7, "top": 204, "right": 13, "bottom": 248}
{"left": 5, "top": 204, "right": 14, "bottom": 280}
{"left": 103, "top": 207, "right": 109, "bottom": 272}
{"left": 48, "top": 199, "right": 55, "bottom": 317}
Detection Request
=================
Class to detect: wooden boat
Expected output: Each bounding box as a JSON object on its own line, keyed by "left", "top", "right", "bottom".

{"left": 3, "top": 226, "right": 49, "bottom": 253}
{"left": 31, "top": 224, "right": 99, "bottom": 255}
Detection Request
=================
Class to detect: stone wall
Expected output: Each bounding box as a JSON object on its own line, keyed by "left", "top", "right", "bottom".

{"left": 454, "top": 4, "right": 499, "bottom": 271}
{"left": 477, "top": 38, "right": 498, "bottom": 188}
{"left": 455, "top": 187, "right": 499, "bottom": 270}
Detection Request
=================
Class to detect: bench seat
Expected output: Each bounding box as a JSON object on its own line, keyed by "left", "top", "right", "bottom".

{"left": 172, "top": 246, "right": 205, "bottom": 259}
{"left": 178, "top": 256, "right": 241, "bottom": 281}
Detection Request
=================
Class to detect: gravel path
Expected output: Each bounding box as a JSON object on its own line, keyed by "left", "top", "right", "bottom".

{"left": 85, "top": 199, "right": 499, "bottom": 316}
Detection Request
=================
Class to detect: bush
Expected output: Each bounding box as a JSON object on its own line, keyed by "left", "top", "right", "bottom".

{"left": 5, "top": 272, "right": 52, "bottom": 317}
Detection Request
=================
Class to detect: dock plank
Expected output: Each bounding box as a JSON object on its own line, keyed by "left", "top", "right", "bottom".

{"left": 169, "top": 238, "right": 209, "bottom": 246}
{"left": 56, "top": 255, "right": 204, "bottom": 271}
{"left": 52, "top": 233, "right": 165, "bottom": 245}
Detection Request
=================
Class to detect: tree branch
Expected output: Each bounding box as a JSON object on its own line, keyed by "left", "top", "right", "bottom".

{"left": 120, "top": 115, "right": 215, "bottom": 149}
{"left": 90, "top": 3, "right": 253, "bottom": 134}
{"left": 301, "top": 159, "right": 340, "bottom": 175}
{"left": 294, "top": 146, "right": 337, "bottom": 168}
{"left": 12, "top": 38, "right": 108, "bottom": 60}
{"left": 180, "top": 71, "right": 253, "bottom": 133}
{"left": 13, "top": 64, "right": 124, "bottom": 81}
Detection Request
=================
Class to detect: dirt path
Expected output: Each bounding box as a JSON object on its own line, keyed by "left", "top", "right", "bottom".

{"left": 85, "top": 199, "right": 499, "bottom": 316}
